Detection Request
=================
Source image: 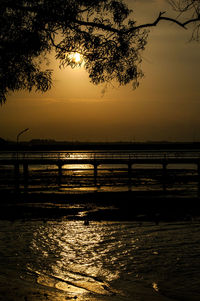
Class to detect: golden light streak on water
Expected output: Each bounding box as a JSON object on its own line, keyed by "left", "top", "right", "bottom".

{"left": 30, "top": 222, "right": 122, "bottom": 299}
{"left": 63, "top": 164, "right": 93, "bottom": 170}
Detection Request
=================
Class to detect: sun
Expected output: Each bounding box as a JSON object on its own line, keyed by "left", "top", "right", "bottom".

{"left": 73, "top": 52, "right": 81, "bottom": 63}
{"left": 69, "top": 52, "right": 83, "bottom": 64}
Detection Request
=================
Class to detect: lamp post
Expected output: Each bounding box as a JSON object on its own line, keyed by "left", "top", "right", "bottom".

{"left": 15, "top": 128, "right": 29, "bottom": 190}
{"left": 16, "top": 128, "right": 29, "bottom": 159}
{"left": 17, "top": 128, "right": 29, "bottom": 144}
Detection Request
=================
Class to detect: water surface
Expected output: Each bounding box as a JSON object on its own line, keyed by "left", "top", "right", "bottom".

{"left": 0, "top": 220, "right": 200, "bottom": 300}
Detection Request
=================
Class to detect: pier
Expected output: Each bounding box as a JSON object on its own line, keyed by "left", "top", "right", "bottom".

{"left": 1, "top": 151, "right": 200, "bottom": 191}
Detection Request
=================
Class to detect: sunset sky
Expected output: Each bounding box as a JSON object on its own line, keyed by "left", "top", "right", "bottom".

{"left": 1, "top": 0, "right": 200, "bottom": 142}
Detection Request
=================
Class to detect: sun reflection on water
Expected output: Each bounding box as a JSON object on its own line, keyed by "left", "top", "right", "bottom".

{"left": 30, "top": 221, "right": 122, "bottom": 298}
{"left": 2, "top": 220, "right": 198, "bottom": 301}
{"left": 63, "top": 164, "right": 93, "bottom": 170}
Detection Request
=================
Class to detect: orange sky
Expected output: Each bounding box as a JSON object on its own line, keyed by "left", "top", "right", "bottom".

{"left": 1, "top": 0, "right": 200, "bottom": 142}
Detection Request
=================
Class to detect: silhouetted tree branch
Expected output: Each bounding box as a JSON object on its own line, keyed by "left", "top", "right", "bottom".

{"left": 129, "top": 11, "right": 200, "bottom": 31}
{"left": 1, "top": 0, "right": 200, "bottom": 103}
{"left": 168, "top": 0, "right": 200, "bottom": 40}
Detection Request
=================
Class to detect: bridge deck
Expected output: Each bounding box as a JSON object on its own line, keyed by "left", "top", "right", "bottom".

{"left": 0, "top": 157, "right": 200, "bottom": 166}
{"left": 1, "top": 153, "right": 200, "bottom": 192}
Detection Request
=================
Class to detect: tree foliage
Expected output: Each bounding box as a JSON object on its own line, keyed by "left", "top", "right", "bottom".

{"left": 0, "top": 0, "right": 200, "bottom": 103}
{"left": 168, "top": 0, "right": 200, "bottom": 40}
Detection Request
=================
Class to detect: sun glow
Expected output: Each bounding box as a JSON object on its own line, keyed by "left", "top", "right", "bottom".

{"left": 69, "top": 52, "right": 83, "bottom": 65}
{"left": 74, "top": 52, "right": 81, "bottom": 63}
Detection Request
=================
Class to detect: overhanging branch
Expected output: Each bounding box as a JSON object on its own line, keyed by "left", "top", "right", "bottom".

{"left": 74, "top": 19, "right": 121, "bottom": 34}
{"left": 126, "top": 11, "right": 200, "bottom": 33}
{"left": 74, "top": 12, "right": 200, "bottom": 35}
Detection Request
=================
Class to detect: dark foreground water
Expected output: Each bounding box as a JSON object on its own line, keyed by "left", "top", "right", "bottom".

{"left": 0, "top": 220, "right": 200, "bottom": 301}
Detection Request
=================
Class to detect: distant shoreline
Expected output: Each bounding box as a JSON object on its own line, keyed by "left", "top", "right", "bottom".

{"left": 1, "top": 141, "right": 200, "bottom": 151}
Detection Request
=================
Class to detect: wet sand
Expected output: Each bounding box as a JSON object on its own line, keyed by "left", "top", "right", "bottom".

{"left": 0, "top": 190, "right": 200, "bottom": 222}
{"left": 0, "top": 268, "right": 176, "bottom": 301}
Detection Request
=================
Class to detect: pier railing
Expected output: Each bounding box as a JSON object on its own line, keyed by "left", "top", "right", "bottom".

{"left": 1, "top": 150, "right": 200, "bottom": 161}
{"left": 1, "top": 151, "right": 200, "bottom": 193}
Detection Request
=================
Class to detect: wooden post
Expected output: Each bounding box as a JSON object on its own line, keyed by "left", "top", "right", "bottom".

{"left": 163, "top": 162, "right": 167, "bottom": 173}
{"left": 58, "top": 164, "right": 62, "bottom": 185}
{"left": 197, "top": 163, "right": 200, "bottom": 196}
{"left": 128, "top": 162, "right": 132, "bottom": 185}
{"left": 162, "top": 162, "right": 167, "bottom": 192}
{"left": 14, "top": 163, "right": 20, "bottom": 191}
{"left": 14, "top": 163, "right": 19, "bottom": 176}
{"left": 197, "top": 163, "right": 200, "bottom": 175}
{"left": 23, "top": 162, "right": 29, "bottom": 190}
{"left": 94, "top": 163, "right": 98, "bottom": 186}
{"left": 23, "top": 163, "right": 28, "bottom": 177}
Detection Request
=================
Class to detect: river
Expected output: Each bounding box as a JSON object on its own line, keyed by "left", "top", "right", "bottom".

{"left": 0, "top": 219, "right": 200, "bottom": 300}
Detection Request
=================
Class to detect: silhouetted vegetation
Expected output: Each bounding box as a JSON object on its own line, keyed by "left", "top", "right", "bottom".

{"left": 1, "top": 0, "right": 200, "bottom": 103}
{"left": 0, "top": 137, "right": 6, "bottom": 145}
{"left": 169, "top": 0, "right": 200, "bottom": 41}
{"left": 2, "top": 139, "right": 200, "bottom": 151}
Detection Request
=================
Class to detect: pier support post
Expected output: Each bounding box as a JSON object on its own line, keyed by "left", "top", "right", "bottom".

{"left": 197, "top": 163, "right": 200, "bottom": 196}
{"left": 94, "top": 163, "right": 98, "bottom": 186}
{"left": 128, "top": 162, "right": 132, "bottom": 186}
{"left": 162, "top": 162, "right": 167, "bottom": 192}
{"left": 23, "top": 162, "right": 29, "bottom": 190}
{"left": 58, "top": 164, "right": 62, "bottom": 185}
{"left": 197, "top": 163, "right": 200, "bottom": 176}
{"left": 14, "top": 163, "right": 19, "bottom": 177}
{"left": 162, "top": 162, "right": 167, "bottom": 173}
{"left": 14, "top": 163, "right": 20, "bottom": 191}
